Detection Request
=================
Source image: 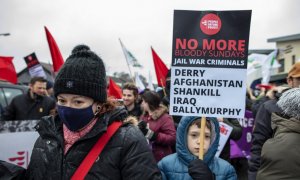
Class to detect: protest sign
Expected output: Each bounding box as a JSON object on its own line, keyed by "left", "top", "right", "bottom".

{"left": 230, "top": 110, "right": 254, "bottom": 159}
{"left": 215, "top": 122, "right": 233, "bottom": 157}
{"left": 24, "top": 52, "right": 46, "bottom": 78}
{"left": 170, "top": 10, "right": 251, "bottom": 118}
{"left": 0, "top": 120, "right": 39, "bottom": 169}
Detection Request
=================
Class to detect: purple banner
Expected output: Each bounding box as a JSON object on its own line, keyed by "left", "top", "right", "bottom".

{"left": 230, "top": 110, "right": 254, "bottom": 159}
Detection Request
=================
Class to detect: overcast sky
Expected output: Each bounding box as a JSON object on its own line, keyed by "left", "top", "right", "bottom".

{"left": 1, "top": 0, "right": 300, "bottom": 82}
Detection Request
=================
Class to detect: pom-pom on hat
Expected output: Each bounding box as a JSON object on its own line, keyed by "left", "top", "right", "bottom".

{"left": 54, "top": 45, "right": 107, "bottom": 103}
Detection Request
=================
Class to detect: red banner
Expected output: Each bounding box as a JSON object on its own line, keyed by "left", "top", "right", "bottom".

{"left": 45, "top": 26, "right": 64, "bottom": 73}
{"left": 108, "top": 78, "right": 122, "bottom": 99}
{"left": 0, "top": 56, "right": 17, "bottom": 84}
{"left": 151, "top": 47, "right": 168, "bottom": 87}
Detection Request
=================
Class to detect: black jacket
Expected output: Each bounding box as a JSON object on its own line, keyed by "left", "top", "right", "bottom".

{"left": 126, "top": 103, "right": 142, "bottom": 119}
{"left": 248, "top": 98, "right": 283, "bottom": 180}
{"left": 0, "top": 160, "right": 26, "bottom": 180}
{"left": 2, "top": 91, "right": 56, "bottom": 120}
{"left": 251, "top": 96, "right": 270, "bottom": 118}
{"left": 25, "top": 107, "right": 161, "bottom": 180}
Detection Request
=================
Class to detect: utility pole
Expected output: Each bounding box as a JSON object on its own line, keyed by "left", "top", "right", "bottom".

{"left": 0, "top": 33, "right": 10, "bottom": 36}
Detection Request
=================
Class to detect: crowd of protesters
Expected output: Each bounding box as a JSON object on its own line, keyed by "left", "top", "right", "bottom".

{"left": 247, "top": 62, "right": 300, "bottom": 180}
{"left": 1, "top": 44, "right": 300, "bottom": 180}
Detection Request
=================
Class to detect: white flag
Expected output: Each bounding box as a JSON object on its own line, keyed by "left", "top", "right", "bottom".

{"left": 247, "top": 53, "right": 267, "bottom": 75}
{"left": 261, "top": 50, "right": 280, "bottom": 84}
{"left": 135, "top": 72, "right": 145, "bottom": 91}
{"left": 147, "top": 71, "right": 154, "bottom": 90}
{"left": 119, "top": 39, "right": 142, "bottom": 68}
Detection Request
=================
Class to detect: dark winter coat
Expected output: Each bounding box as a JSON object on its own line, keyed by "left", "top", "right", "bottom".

{"left": 140, "top": 105, "right": 176, "bottom": 162}
{"left": 158, "top": 116, "right": 237, "bottom": 180}
{"left": 248, "top": 99, "right": 282, "bottom": 180}
{"left": 25, "top": 107, "right": 161, "bottom": 180}
{"left": 0, "top": 160, "right": 26, "bottom": 180}
{"left": 2, "top": 91, "right": 56, "bottom": 120}
{"left": 257, "top": 113, "right": 300, "bottom": 179}
{"left": 251, "top": 96, "right": 270, "bottom": 118}
{"left": 126, "top": 103, "right": 142, "bottom": 119}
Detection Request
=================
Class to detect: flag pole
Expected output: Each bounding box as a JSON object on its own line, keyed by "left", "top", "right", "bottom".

{"left": 119, "top": 38, "right": 135, "bottom": 83}
{"left": 48, "top": 61, "right": 55, "bottom": 81}
{"left": 199, "top": 116, "right": 206, "bottom": 160}
{"left": 160, "top": 78, "right": 167, "bottom": 96}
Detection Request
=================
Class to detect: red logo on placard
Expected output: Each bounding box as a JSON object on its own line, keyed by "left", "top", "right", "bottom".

{"left": 200, "top": 13, "right": 222, "bottom": 35}
{"left": 8, "top": 151, "right": 29, "bottom": 168}
{"left": 220, "top": 124, "right": 228, "bottom": 135}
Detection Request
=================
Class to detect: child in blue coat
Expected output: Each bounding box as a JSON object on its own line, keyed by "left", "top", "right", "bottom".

{"left": 158, "top": 116, "right": 237, "bottom": 180}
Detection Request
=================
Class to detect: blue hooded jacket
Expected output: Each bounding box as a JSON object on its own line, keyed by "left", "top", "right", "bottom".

{"left": 158, "top": 116, "right": 237, "bottom": 180}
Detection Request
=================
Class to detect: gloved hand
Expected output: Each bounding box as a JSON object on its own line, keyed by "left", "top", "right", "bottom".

{"left": 137, "top": 121, "right": 157, "bottom": 141}
{"left": 137, "top": 120, "right": 148, "bottom": 135}
{"left": 188, "top": 159, "right": 215, "bottom": 180}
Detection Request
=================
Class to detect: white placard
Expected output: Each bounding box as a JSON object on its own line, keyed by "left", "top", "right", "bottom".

{"left": 170, "top": 66, "right": 246, "bottom": 118}
{"left": 29, "top": 64, "right": 46, "bottom": 78}
{"left": 0, "top": 131, "right": 39, "bottom": 169}
{"left": 170, "top": 10, "right": 251, "bottom": 119}
{"left": 215, "top": 122, "right": 233, "bottom": 157}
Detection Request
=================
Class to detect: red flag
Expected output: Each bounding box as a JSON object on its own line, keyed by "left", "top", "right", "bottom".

{"left": 256, "top": 84, "right": 273, "bottom": 90}
{"left": 108, "top": 78, "right": 122, "bottom": 99}
{"left": 151, "top": 47, "right": 168, "bottom": 87}
{"left": 45, "top": 26, "right": 64, "bottom": 73}
{"left": 0, "top": 56, "right": 17, "bottom": 84}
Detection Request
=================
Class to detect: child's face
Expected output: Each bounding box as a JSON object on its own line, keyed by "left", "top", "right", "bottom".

{"left": 187, "top": 124, "right": 211, "bottom": 157}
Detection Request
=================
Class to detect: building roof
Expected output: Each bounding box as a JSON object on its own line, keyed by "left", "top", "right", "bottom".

{"left": 248, "top": 49, "right": 274, "bottom": 55}
{"left": 17, "top": 62, "right": 53, "bottom": 75}
{"left": 251, "top": 73, "right": 288, "bottom": 88}
{"left": 17, "top": 62, "right": 54, "bottom": 85}
{"left": 270, "top": 73, "right": 287, "bottom": 83}
{"left": 267, "top": 33, "right": 300, "bottom": 43}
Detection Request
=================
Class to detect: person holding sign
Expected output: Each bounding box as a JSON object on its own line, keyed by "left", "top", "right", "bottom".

{"left": 158, "top": 116, "right": 237, "bottom": 180}
{"left": 23, "top": 45, "right": 161, "bottom": 179}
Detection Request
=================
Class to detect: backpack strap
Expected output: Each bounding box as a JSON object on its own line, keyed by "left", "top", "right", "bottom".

{"left": 71, "top": 121, "right": 122, "bottom": 180}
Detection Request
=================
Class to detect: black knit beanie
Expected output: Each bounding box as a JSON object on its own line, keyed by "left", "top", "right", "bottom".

{"left": 54, "top": 45, "right": 107, "bottom": 103}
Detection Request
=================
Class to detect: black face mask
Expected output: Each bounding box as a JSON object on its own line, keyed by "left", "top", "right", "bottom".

{"left": 57, "top": 104, "right": 95, "bottom": 132}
